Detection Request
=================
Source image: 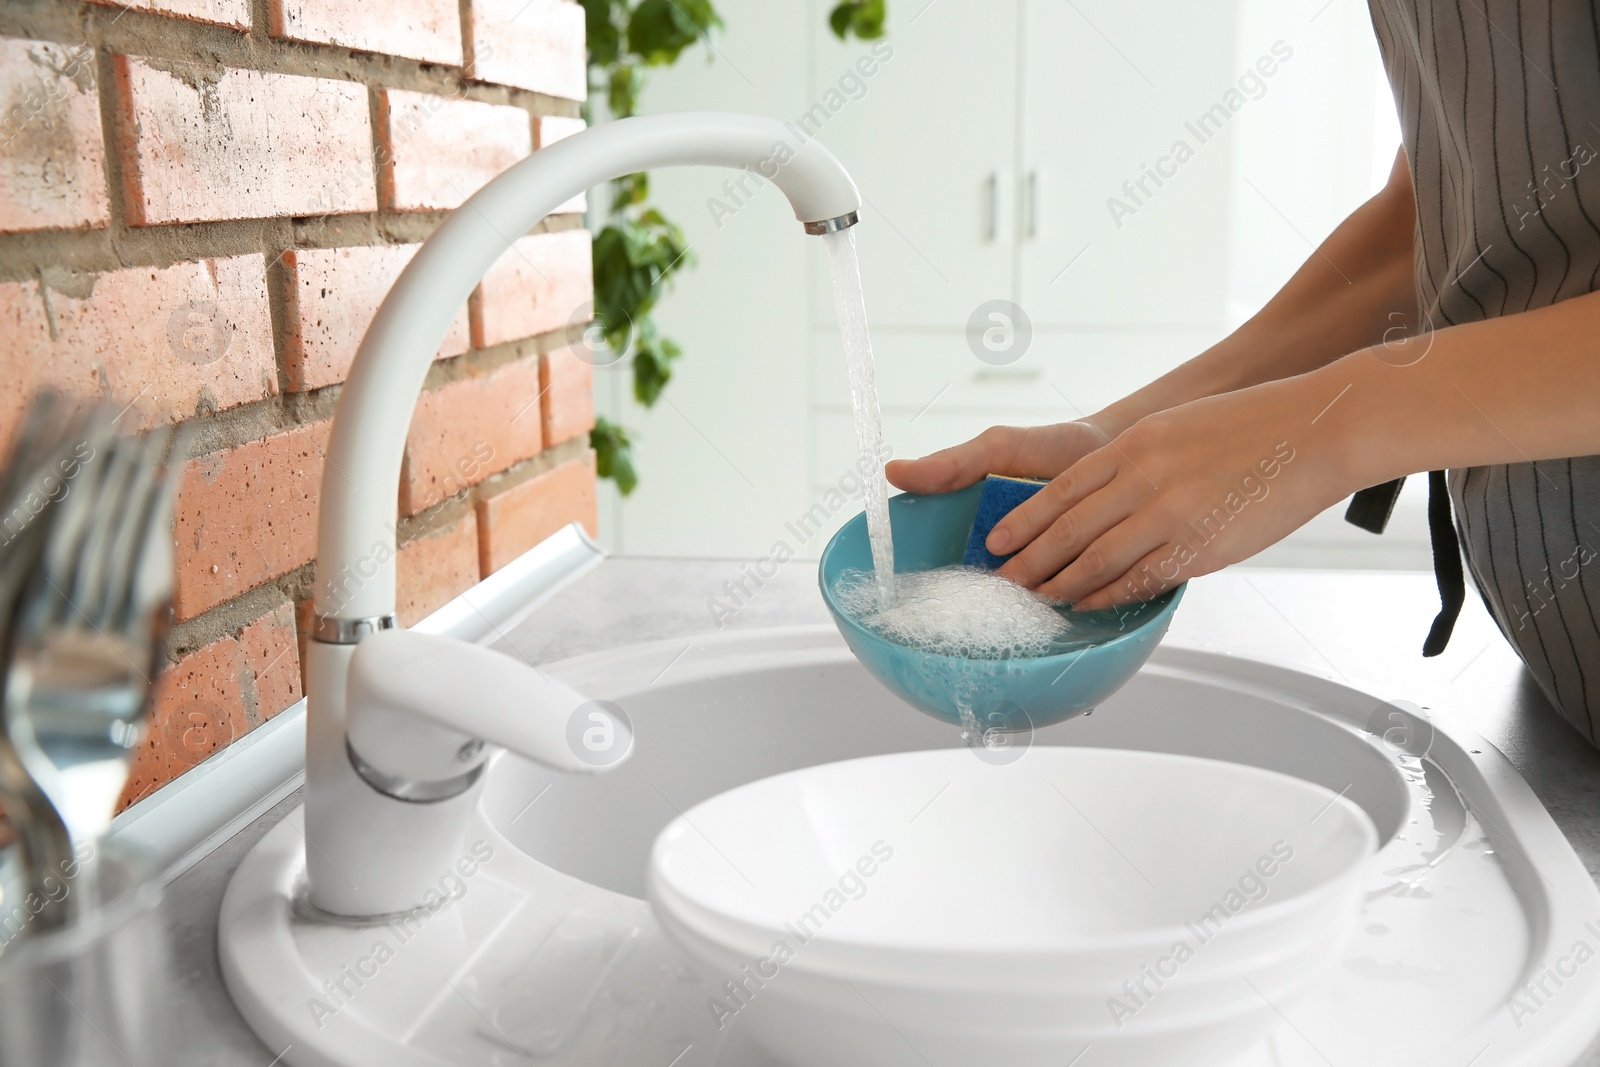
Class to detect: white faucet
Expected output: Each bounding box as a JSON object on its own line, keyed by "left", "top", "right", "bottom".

{"left": 302, "top": 112, "right": 862, "bottom": 918}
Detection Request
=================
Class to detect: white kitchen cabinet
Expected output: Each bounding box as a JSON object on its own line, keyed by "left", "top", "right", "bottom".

{"left": 806, "top": 0, "right": 1021, "bottom": 329}
{"left": 810, "top": 0, "right": 1243, "bottom": 333}
{"left": 1017, "top": 0, "right": 1239, "bottom": 328}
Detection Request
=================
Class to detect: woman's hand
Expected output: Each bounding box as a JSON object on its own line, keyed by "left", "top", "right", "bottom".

{"left": 983, "top": 379, "right": 1360, "bottom": 610}
{"left": 884, "top": 419, "right": 1121, "bottom": 495}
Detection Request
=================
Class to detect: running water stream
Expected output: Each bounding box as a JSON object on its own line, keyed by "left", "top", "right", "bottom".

{"left": 822, "top": 228, "right": 896, "bottom": 610}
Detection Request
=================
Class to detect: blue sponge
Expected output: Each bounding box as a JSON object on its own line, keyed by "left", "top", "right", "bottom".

{"left": 962, "top": 474, "right": 1047, "bottom": 570}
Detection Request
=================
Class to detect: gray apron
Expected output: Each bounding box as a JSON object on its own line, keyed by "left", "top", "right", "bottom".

{"left": 1364, "top": 0, "right": 1600, "bottom": 744}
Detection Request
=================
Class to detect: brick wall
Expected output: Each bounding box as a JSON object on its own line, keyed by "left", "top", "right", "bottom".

{"left": 0, "top": 0, "right": 599, "bottom": 808}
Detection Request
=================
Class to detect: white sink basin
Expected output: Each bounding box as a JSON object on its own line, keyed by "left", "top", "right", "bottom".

{"left": 485, "top": 632, "right": 1409, "bottom": 900}
{"left": 219, "top": 626, "right": 1600, "bottom": 1067}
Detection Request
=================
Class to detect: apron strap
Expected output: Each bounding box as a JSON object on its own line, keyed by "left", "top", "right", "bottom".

{"left": 1421, "top": 470, "right": 1465, "bottom": 656}
{"left": 1343, "top": 473, "right": 1464, "bottom": 656}
{"left": 1345, "top": 478, "right": 1405, "bottom": 534}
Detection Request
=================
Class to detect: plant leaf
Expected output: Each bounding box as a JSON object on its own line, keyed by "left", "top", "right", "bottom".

{"left": 582, "top": 0, "right": 626, "bottom": 67}
{"left": 592, "top": 211, "right": 691, "bottom": 348}
{"left": 627, "top": 0, "right": 721, "bottom": 65}
{"left": 828, "top": 0, "right": 886, "bottom": 40}
{"left": 607, "top": 63, "right": 641, "bottom": 118}
{"left": 609, "top": 170, "right": 650, "bottom": 212}
{"left": 632, "top": 331, "right": 682, "bottom": 407}
{"left": 591, "top": 416, "right": 639, "bottom": 495}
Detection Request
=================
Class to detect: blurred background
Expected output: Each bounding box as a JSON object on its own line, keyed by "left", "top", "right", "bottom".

{"left": 589, "top": 0, "right": 1426, "bottom": 569}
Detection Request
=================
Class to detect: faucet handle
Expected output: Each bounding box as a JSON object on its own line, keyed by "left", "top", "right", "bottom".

{"left": 345, "top": 630, "right": 630, "bottom": 803}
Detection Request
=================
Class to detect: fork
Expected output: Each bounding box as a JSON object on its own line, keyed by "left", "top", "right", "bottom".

{"left": 2, "top": 406, "right": 185, "bottom": 929}
{"left": 0, "top": 394, "right": 96, "bottom": 937}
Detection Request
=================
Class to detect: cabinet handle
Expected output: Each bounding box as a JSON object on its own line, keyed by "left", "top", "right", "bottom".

{"left": 985, "top": 172, "right": 999, "bottom": 242}
{"left": 1024, "top": 170, "right": 1038, "bottom": 240}
{"left": 973, "top": 367, "right": 1043, "bottom": 383}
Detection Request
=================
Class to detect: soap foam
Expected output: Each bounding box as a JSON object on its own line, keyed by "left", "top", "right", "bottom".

{"left": 833, "top": 566, "right": 1072, "bottom": 660}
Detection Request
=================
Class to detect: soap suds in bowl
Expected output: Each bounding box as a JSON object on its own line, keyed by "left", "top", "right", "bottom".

{"left": 832, "top": 566, "right": 1073, "bottom": 660}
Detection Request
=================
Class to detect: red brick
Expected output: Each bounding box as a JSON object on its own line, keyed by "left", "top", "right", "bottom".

{"left": 269, "top": 0, "right": 462, "bottom": 65}
{"left": 86, "top": 0, "right": 250, "bottom": 29}
{"left": 471, "top": 230, "right": 592, "bottom": 348}
{"left": 466, "top": 0, "right": 586, "bottom": 101}
{"left": 378, "top": 90, "right": 531, "bottom": 212}
{"left": 112, "top": 56, "right": 373, "bottom": 225}
{"left": 534, "top": 114, "right": 587, "bottom": 214}
{"left": 396, "top": 510, "right": 479, "bottom": 626}
{"left": 121, "top": 638, "right": 243, "bottom": 806}
{"left": 400, "top": 355, "right": 542, "bottom": 515}
{"left": 118, "top": 601, "right": 301, "bottom": 809}
{"left": 172, "top": 420, "right": 330, "bottom": 620}
{"left": 476, "top": 452, "right": 596, "bottom": 575}
{"left": 0, "top": 254, "right": 275, "bottom": 455}
{"left": 540, "top": 344, "right": 593, "bottom": 446}
{"left": 0, "top": 38, "right": 109, "bottom": 233}
{"left": 237, "top": 602, "right": 303, "bottom": 723}
{"left": 284, "top": 244, "right": 471, "bottom": 391}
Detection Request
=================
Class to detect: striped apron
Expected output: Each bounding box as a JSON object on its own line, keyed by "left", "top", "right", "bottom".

{"left": 1365, "top": 0, "right": 1600, "bottom": 745}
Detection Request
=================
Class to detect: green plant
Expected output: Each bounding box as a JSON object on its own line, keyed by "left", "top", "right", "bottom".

{"left": 582, "top": 0, "right": 887, "bottom": 494}
{"left": 590, "top": 415, "right": 638, "bottom": 495}
{"left": 828, "top": 0, "right": 887, "bottom": 40}
{"left": 582, "top": 0, "right": 716, "bottom": 495}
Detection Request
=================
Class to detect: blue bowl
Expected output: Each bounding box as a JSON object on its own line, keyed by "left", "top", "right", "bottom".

{"left": 818, "top": 484, "right": 1184, "bottom": 733}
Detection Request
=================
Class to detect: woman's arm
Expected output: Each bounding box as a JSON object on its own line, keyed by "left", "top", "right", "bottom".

{"left": 1325, "top": 286, "right": 1600, "bottom": 480}
{"left": 990, "top": 287, "right": 1600, "bottom": 610}
{"left": 887, "top": 150, "right": 1419, "bottom": 492}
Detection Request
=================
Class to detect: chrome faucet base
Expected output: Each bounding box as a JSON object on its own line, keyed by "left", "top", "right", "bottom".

{"left": 804, "top": 209, "right": 861, "bottom": 234}
{"left": 312, "top": 614, "right": 399, "bottom": 646}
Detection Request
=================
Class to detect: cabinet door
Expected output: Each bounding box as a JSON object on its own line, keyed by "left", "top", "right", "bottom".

{"left": 1016, "top": 0, "right": 1240, "bottom": 329}
{"left": 808, "top": 0, "right": 1021, "bottom": 329}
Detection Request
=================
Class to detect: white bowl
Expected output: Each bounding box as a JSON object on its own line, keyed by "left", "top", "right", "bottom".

{"left": 655, "top": 875, "right": 1358, "bottom": 1011}
{"left": 654, "top": 880, "right": 1357, "bottom": 1032}
{"left": 647, "top": 746, "right": 1376, "bottom": 1066}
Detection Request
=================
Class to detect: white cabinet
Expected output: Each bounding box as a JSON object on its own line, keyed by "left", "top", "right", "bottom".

{"left": 807, "top": 0, "right": 1021, "bottom": 329}
{"left": 811, "top": 0, "right": 1241, "bottom": 334}
{"left": 1017, "top": 0, "right": 1239, "bottom": 328}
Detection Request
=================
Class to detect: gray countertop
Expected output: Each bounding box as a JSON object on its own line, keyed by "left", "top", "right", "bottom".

{"left": 158, "top": 560, "right": 1600, "bottom": 1064}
